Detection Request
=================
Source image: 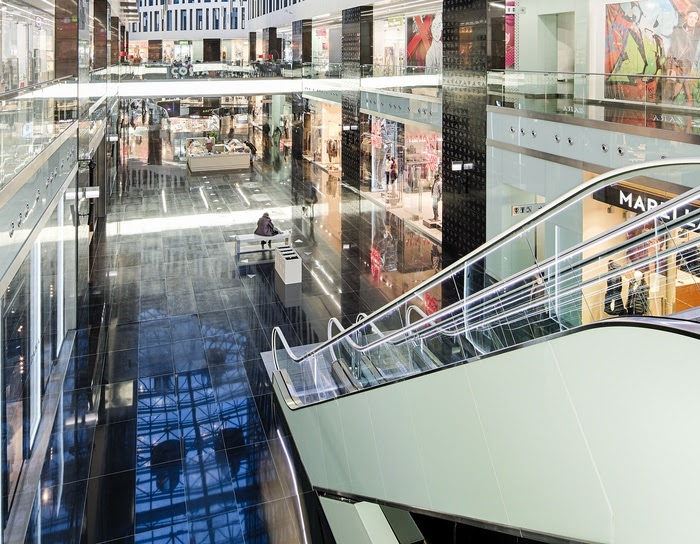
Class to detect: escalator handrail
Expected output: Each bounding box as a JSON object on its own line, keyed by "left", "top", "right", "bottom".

{"left": 271, "top": 157, "right": 700, "bottom": 370}
{"left": 397, "top": 201, "right": 700, "bottom": 347}
{"left": 277, "top": 183, "right": 700, "bottom": 368}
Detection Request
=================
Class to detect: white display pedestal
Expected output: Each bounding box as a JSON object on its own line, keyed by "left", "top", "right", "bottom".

{"left": 187, "top": 152, "right": 250, "bottom": 172}
{"left": 275, "top": 246, "right": 302, "bottom": 284}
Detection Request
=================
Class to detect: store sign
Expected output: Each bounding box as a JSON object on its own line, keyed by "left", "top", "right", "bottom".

{"left": 593, "top": 185, "right": 699, "bottom": 230}
{"left": 512, "top": 203, "right": 545, "bottom": 216}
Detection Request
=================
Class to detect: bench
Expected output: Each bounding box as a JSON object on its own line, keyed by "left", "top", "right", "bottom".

{"left": 234, "top": 231, "right": 290, "bottom": 257}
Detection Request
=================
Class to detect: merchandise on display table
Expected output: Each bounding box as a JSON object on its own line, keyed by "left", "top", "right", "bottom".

{"left": 186, "top": 137, "right": 251, "bottom": 172}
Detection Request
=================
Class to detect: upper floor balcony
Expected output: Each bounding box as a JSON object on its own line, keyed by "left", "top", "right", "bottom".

{"left": 1, "top": 62, "right": 441, "bottom": 190}
{"left": 488, "top": 70, "right": 700, "bottom": 138}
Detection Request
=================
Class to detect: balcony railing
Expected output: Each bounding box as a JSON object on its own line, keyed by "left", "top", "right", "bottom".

{"left": 488, "top": 69, "right": 700, "bottom": 135}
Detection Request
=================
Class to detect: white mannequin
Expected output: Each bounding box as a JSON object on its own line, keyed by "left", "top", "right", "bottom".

{"left": 633, "top": 270, "right": 643, "bottom": 284}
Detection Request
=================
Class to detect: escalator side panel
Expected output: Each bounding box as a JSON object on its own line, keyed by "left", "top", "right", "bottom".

{"left": 275, "top": 324, "right": 700, "bottom": 544}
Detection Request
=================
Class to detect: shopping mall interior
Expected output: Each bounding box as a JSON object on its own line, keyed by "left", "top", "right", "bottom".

{"left": 2, "top": 0, "right": 700, "bottom": 543}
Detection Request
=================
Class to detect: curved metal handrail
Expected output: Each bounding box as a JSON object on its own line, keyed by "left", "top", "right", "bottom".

{"left": 399, "top": 197, "right": 700, "bottom": 348}
{"left": 271, "top": 158, "right": 700, "bottom": 371}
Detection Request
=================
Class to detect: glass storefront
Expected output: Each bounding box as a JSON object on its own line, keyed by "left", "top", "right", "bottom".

{"left": 361, "top": 115, "right": 442, "bottom": 240}
{"left": 0, "top": 0, "right": 54, "bottom": 91}
{"left": 581, "top": 179, "right": 700, "bottom": 323}
{"left": 2, "top": 254, "right": 31, "bottom": 518}
{"left": 0, "top": 176, "right": 76, "bottom": 521}
{"left": 373, "top": 17, "right": 406, "bottom": 75}
{"left": 302, "top": 99, "right": 341, "bottom": 175}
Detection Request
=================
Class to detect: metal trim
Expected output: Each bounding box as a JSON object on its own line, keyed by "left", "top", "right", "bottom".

{"left": 486, "top": 105, "right": 700, "bottom": 146}
{"left": 0, "top": 123, "right": 77, "bottom": 209}
{"left": 315, "top": 488, "right": 596, "bottom": 544}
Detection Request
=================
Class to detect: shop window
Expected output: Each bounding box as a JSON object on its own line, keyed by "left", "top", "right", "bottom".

{"left": 2, "top": 255, "right": 31, "bottom": 517}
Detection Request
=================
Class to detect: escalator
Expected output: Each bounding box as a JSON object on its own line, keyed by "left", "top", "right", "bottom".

{"left": 268, "top": 160, "right": 700, "bottom": 544}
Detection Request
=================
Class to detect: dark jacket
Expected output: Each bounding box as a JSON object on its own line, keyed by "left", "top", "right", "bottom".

{"left": 254, "top": 215, "right": 279, "bottom": 236}
{"left": 626, "top": 280, "right": 649, "bottom": 316}
{"left": 604, "top": 274, "right": 625, "bottom": 316}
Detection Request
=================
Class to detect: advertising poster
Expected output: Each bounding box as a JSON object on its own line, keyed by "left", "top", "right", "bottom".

{"left": 406, "top": 15, "right": 434, "bottom": 67}
{"left": 605, "top": 0, "right": 700, "bottom": 105}
{"left": 506, "top": 0, "right": 516, "bottom": 68}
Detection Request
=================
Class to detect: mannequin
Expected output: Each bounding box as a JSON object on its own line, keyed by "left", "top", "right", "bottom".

{"left": 384, "top": 154, "right": 392, "bottom": 187}
{"left": 626, "top": 270, "right": 649, "bottom": 316}
{"left": 431, "top": 174, "right": 443, "bottom": 221}
{"left": 603, "top": 260, "right": 626, "bottom": 316}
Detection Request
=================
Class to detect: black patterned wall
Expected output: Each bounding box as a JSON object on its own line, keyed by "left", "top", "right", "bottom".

{"left": 249, "top": 32, "right": 257, "bottom": 62}
{"left": 341, "top": 93, "right": 361, "bottom": 189}
{"left": 291, "top": 93, "right": 307, "bottom": 206}
{"left": 441, "top": 0, "right": 503, "bottom": 275}
{"left": 341, "top": 6, "right": 372, "bottom": 188}
{"left": 341, "top": 6, "right": 373, "bottom": 78}
{"left": 292, "top": 19, "right": 312, "bottom": 68}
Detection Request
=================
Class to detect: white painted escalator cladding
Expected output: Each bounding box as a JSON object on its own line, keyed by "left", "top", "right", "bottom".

{"left": 278, "top": 325, "right": 700, "bottom": 544}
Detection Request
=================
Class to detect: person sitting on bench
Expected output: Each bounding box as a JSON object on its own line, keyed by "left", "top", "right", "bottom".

{"left": 254, "top": 212, "right": 280, "bottom": 249}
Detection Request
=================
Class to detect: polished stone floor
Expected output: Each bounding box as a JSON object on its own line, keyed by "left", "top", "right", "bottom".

{"left": 23, "top": 120, "right": 441, "bottom": 543}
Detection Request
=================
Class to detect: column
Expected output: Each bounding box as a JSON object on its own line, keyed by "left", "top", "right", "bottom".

{"left": 55, "top": 0, "right": 78, "bottom": 77}
{"left": 341, "top": 6, "right": 372, "bottom": 77}
{"left": 148, "top": 40, "right": 163, "bottom": 62}
{"left": 292, "top": 19, "right": 312, "bottom": 69}
{"left": 249, "top": 31, "right": 257, "bottom": 62}
{"left": 111, "top": 17, "right": 120, "bottom": 65}
{"left": 441, "top": 0, "right": 504, "bottom": 274}
{"left": 262, "top": 27, "right": 278, "bottom": 60}
{"left": 340, "top": 6, "right": 372, "bottom": 189}
{"left": 93, "top": 0, "right": 110, "bottom": 70}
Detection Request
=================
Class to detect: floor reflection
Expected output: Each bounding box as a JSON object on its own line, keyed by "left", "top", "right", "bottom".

{"left": 25, "top": 113, "right": 441, "bottom": 543}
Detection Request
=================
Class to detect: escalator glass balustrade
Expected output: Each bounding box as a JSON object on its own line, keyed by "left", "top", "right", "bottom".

{"left": 271, "top": 160, "right": 700, "bottom": 407}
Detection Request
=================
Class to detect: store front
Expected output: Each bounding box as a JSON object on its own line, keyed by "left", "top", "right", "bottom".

{"left": 486, "top": 161, "right": 700, "bottom": 324}
{"left": 302, "top": 98, "right": 341, "bottom": 175}
{"left": 581, "top": 179, "right": 700, "bottom": 324}
{"left": 0, "top": 0, "right": 54, "bottom": 91}
{"left": 373, "top": 16, "right": 406, "bottom": 75}
{"left": 360, "top": 114, "right": 442, "bottom": 240}
{"left": 365, "top": 206, "right": 443, "bottom": 312}
{"left": 221, "top": 39, "right": 249, "bottom": 65}
{"left": 128, "top": 40, "right": 149, "bottom": 63}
